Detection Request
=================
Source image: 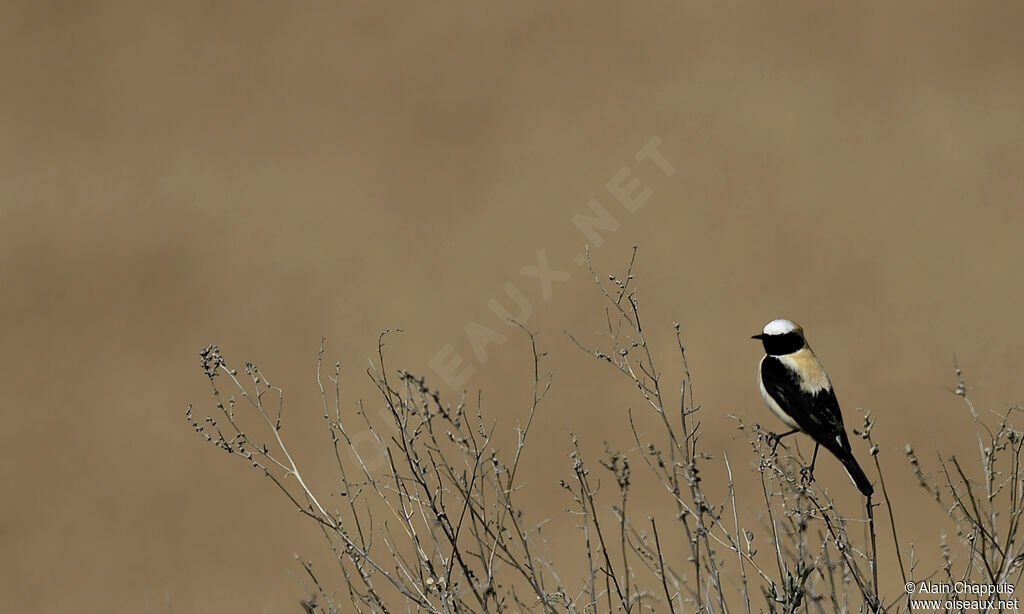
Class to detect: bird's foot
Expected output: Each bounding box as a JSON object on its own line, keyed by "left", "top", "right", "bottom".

{"left": 800, "top": 465, "right": 816, "bottom": 485}
{"left": 767, "top": 432, "right": 785, "bottom": 456}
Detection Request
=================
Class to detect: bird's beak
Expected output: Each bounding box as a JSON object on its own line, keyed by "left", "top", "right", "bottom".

{"left": 751, "top": 334, "right": 765, "bottom": 340}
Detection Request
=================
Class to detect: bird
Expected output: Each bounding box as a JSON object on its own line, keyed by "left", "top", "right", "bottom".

{"left": 752, "top": 318, "right": 873, "bottom": 497}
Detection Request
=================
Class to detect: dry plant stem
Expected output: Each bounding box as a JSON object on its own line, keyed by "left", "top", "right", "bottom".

{"left": 195, "top": 325, "right": 577, "bottom": 613}
{"left": 563, "top": 449, "right": 598, "bottom": 611}
{"left": 871, "top": 448, "right": 910, "bottom": 613}
{"left": 228, "top": 364, "right": 332, "bottom": 523}
{"left": 819, "top": 538, "right": 841, "bottom": 614}
{"left": 194, "top": 347, "right": 437, "bottom": 610}
{"left": 755, "top": 429, "right": 882, "bottom": 613}
{"left": 649, "top": 517, "right": 677, "bottom": 614}
{"left": 572, "top": 246, "right": 728, "bottom": 613}
{"left": 294, "top": 553, "right": 337, "bottom": 613}
{"left": 865, "top": 495, "right": 878, "bottom": 611}
{"left": 724, "top": 452, "right": 753, "bottom": 614}
{"left": 904, "top": 362, "right": 1024, "bottom": 610}
{"left": 806, "top": 488, "right": 875, "bottom": 606}
{"left": 389, "top": 343, "right": 509, "bottom": 605}
{"left": 759, "top": 453, "right": 787, "bottom": 605}
{"left": 482, "top": 321, "right": 554, "bottom": 609}
{"left": 572, "top": 439, "right": 628, "bottom": 610}
{"left": 619, "top": 484, "right": 631, "bottom": 608}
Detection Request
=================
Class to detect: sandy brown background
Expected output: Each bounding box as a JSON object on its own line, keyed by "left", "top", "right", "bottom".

{"left": 3, "top": 2, "right": 1024, "bottom": 612}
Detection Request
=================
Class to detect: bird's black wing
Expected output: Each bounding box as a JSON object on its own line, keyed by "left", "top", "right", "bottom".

{"left": 760, "top": 356, "right": 851, "bottom": 454}
{"left": 760, "top": 356, "right": 874, "bottom": 496}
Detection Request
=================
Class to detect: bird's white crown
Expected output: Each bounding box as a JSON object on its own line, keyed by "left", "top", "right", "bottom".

{"left": 762, "top": 318, "right": 802, "bottom": 336}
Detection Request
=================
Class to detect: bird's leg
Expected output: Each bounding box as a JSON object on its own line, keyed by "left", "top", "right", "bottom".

{"left": 767, "top": 429, "right": 799, "bottom": 456}
{"left": 800, "top": 443, "right": 820, "bottom": 484}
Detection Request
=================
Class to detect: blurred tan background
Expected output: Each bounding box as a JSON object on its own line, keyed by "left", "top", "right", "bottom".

{"left": 3, "top": 2, "right": 1023, "bottom": 612}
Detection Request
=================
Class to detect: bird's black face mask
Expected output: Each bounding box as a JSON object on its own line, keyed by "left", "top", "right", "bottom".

{"left": 752, "top": 332, "right": 805, "bottom": 356}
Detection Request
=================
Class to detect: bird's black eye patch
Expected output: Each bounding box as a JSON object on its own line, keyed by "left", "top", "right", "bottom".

{"left": 760, "top": 332, "right": 805, "bottom": 355}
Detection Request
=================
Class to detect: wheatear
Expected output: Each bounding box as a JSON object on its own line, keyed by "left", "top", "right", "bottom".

{"left": 752, "top": 319, "right": 873, "bottom": 496}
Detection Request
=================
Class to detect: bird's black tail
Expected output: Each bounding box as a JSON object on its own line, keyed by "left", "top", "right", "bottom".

{"left": 839, "top": 452, "right": 874, "bottom": 497}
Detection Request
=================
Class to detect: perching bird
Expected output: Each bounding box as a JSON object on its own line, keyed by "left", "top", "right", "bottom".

{"left": 752, "top": 318, "right": 873, "bottom": 496}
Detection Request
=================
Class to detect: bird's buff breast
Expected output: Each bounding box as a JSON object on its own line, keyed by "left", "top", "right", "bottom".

{"left": 779, "top": 348, "right": 831, "bottom": 394}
